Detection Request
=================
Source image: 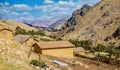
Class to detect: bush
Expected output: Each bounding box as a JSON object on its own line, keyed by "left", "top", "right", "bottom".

{"left": 69, "top": 39, "right": 92, "bottom": 50}
{"left": 93, "top": 44, "right": 106, "bottom": 52}
{"left": 29, "top": 59, "right": 46, "bottom": 67}
{"left": 40, "top": 38, "right": 52, "bottom": 42}
{"left": 83, "top": 45, "right": 91, "bottom": 50}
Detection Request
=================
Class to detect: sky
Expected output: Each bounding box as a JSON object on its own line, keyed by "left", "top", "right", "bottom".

{"left": 0, "top": 0, "right": 101, "bottom": 21}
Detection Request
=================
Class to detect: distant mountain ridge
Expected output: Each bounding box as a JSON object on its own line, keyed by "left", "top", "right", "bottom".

{"left": 23, "top": 16, "right": 70, "bottom": 28}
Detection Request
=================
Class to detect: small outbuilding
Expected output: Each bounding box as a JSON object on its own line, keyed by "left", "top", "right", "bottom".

{"left": 33, "top": 41, "right": 75, "bottom": 58}
{"left": 13, "top": 35, "right": 35, "bottom": 46}
{"left": 0, "top": 28, "right": 13, "bottom": 40}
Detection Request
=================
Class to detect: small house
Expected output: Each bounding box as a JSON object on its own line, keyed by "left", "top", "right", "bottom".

{"left": 0, "top": 28, "right": 13, "bottom": 40}
{"left": 13, "top": 35, "right": 35, "bottom": 46}
{"left": 33, "top": 41, "right": 75, "bottom": 58}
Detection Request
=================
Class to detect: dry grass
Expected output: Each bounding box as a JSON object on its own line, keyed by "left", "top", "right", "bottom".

{"left": 0, "top": 20, "right": 37, "bottom": 32}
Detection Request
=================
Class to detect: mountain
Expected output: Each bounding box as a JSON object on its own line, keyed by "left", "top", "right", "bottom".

{"left": 54, "top": 0, "right": 120, "bottom": 46}
{"left": 31, "top": 20, "right": 57, "bottom": 27}
{"left": 23, "top": 16, "right": 67, "bottom": 28}
{"left": 0, "top": 19, "right": 37, "bottom": 31}
{"left": 48, "top": 16, "right": 70, "bottom": 30}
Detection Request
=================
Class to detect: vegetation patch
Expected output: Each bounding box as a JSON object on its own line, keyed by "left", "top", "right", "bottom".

{"left": 69, "top": 39, "right": 92, "bottom": 50}
{"left": 40, "top": 38, "right": 52, "bottom": 42}
{"left": 93, "top": 44, "right": 106, "bottom": 52}
{"left": 29, "top": 59, "right": 46, "bottom": 67}
{"left": 15, "top": 26, "right": 45, "bottom": 36}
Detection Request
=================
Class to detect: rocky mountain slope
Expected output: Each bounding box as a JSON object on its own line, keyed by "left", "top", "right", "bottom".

{"left": 49, "top": 16, "right": 70, "bottom": 30}
{"left": 0, "top": 20, "right": 37, "bottom": 31}
{"left": 55, "top": 0, "right": 120, "bottom": 46}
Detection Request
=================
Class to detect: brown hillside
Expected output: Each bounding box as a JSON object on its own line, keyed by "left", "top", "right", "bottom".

{"left": 56, "top": 0, "right": 120, "bottom": 46}
{"left": 0, "top": 20, "right": 37, "bottom": 31}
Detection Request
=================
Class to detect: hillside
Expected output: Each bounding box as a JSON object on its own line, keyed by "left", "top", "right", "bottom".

{"left": 55, "top": 0, "right": 120, "bottom": 46}
{"left": 0, "top": 20, "right": 37, "bottom": 31}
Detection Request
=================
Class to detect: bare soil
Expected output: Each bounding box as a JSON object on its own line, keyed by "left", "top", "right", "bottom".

{"left": 43, "top": 55, "right": 120, "bottom": 70}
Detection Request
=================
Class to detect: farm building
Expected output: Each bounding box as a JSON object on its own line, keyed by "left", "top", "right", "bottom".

{"left": 33, "top": 41, "right": 75, "bottom": 58}
{"left": 0, "top": 28, "right": 13, "bottom": 40}
{"left": 13, "top": 35, "right": 35, "bottom": 46}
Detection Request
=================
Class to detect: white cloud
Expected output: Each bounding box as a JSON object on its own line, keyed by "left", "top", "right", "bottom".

{"left": 33, "top": 0, "right": 77, "bottom": 18}
{"left": 44, "top": 0, "right": 54, "bottom": 4}
{"left": 2, "top": 9, "right": 10, "bottom": 13}
{"left": 58, "top": 1, "right": 69, "bottom": 4}
{"left": 19, "top": 16, "right": 35, "bottom": 20}
{"left": 19, "top": 12, "right": 35, "bottom": 20}
{"left": 4, "top": 2, "right": 10, "bottom": 6}
{"left": 21, "top": 12, "right": 30, "bottom": 15}
{"left": 0, "top": 0, "right": 101, "bottom": 21}
{"left": 12, "top": 4, "right": 32, "bottom": 10}
{"left": 12, "top": 11, "right": 20, "bottom": 16}
{"left": 0, "top": 2, "right": 10, "bottom": 7}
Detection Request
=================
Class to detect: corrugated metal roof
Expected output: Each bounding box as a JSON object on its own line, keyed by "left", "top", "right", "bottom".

{"left": 53, "top": 60, "right": 68, "bottom": 66}
{"left": 13, "top": 34, "right": 32, "bottom": 44}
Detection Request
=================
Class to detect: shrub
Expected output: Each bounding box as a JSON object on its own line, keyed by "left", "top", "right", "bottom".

{"left": 29, "top": 59, "right": 46, "bottom": 67}
{"left": 40, "top": 38, "right": 52, "bottom": 42}
{"left": 69, "top": 39, "right": 92, "bottom": 50}
{"left": 93, "top": 44, "right": 106, "bottom": 52}
{"left": 83, "top": 45, "right": 91, "bottom": 50}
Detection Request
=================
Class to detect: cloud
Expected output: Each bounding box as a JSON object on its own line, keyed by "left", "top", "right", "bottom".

{"left": 21, "top": 12, "right": 30, "bottom": 15}
{"left": 12, "top": 11, "right": 20, "bottom": 16}
{"left": 44, "top": 0, "right": 54, "bottom": 4}
{"left": 0, "top": 0, "right": 101, "bottom": 21}
{"left": 19, "top": 15, "right": 35, "bottom": 20}
{"left": 12, "top": 4, "right": 32, "bottom": 10}
{"left": 33, "top": 0, "right": 78, "bottom": 19}
{"left": 0, "top": 9, "right": 10, "bottom": 13}
{"left": 0, "top": 2, "right": 10, "bottom": 7}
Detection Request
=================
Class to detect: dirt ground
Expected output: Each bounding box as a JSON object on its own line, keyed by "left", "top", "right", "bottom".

{"left": 43, "top": 55, "right": 120, "bottom": 70}
{"left": 71, "top": 57, "right": 120, "bottom": 70}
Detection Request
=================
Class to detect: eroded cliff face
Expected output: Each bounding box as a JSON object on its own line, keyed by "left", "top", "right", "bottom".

{"left": 55, "top": 0, "right": 120, "bottom": 46}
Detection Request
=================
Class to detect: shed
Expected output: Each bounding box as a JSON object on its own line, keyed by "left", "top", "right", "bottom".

{"left": 33, "top": 41, "right": 75, "bottom": 58}
{"left": 0, "top": 28, "right": 13, "bottom": 40}
{"left": 13, "top": 34, "right": 35, "bottom": 45}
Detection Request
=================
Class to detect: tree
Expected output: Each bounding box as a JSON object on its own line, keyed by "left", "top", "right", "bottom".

{"left": 15, "top": 26, "right": 22, "bottom": 35}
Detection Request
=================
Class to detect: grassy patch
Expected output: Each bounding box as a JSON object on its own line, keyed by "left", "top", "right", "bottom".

{"left": 29, "top": 59, "right": 46, "bottom": 67}
{"left": 2, "top": 64, "right": 22, "bottom": 70}
{"left": 9, "top": 42, "right": 20, "bottom": 48}
{"left": 40, "top": 38, "right": 52, "bottom": 42}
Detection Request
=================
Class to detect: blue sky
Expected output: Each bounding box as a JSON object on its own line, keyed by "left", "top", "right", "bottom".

{"left": 0, "top": 0, "right": 101, "bottom": 21}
